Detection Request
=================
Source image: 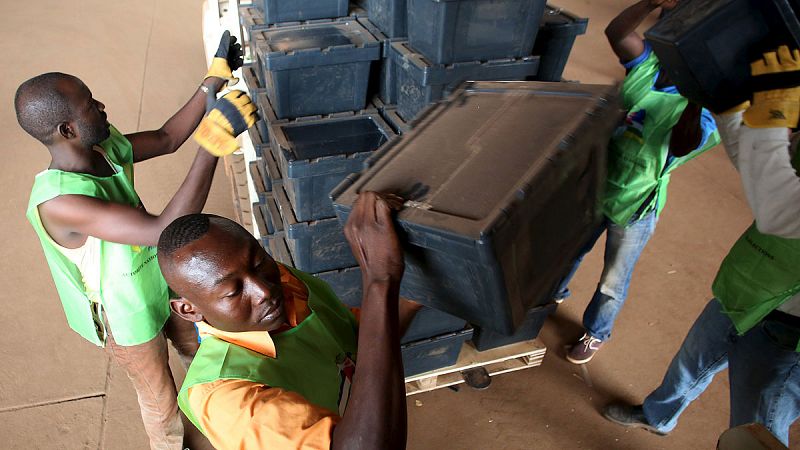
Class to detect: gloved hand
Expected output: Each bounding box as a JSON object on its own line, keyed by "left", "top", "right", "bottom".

{"left": 743, "top": 45, "right": 800, "bottom": 128}
{"left": 193, "top": 90, "right": 257, "bottom": 156}
{"left": 205, "top": 31, "right": 244, "bottom": 89}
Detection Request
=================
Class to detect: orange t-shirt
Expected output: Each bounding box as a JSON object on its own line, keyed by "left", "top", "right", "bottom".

{"left": 187, "top": 265, "right": 351, "bottom": 450}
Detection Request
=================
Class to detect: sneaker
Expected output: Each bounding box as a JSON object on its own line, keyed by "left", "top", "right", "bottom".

{"left": 602, "top": 403, "right": 668, "bottom": 436}
{"left": 566, "top": 333, "right": 603, "bottom": 364}
{"left": 554, "top": 297, "right": 565, "bottom": 304}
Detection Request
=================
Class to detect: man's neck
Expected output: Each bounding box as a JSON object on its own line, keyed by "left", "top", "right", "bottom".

{"left": 48, "top": 143, "right": 111, "bottom": 176}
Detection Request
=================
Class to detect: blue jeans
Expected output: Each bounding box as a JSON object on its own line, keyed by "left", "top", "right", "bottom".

{"left": 554, "top": 210, "right": 658, "bottom": 341}
{"left": 643, "top": 299, "right": 800, "bottom": 445}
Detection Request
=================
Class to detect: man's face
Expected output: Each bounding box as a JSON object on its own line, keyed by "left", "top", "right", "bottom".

{"left": 63, "top": 79, "right": 110, "bottom": 147}
{"left": 167, "top": 223, "right": 287, "bottom": 333}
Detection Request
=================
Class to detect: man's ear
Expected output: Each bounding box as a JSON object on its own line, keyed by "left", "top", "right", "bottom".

{"left": 57, "top": 122, "right": 76, "bottom": 140}
{"left": 170, "top": 298, "right": 204, "bottom": 323}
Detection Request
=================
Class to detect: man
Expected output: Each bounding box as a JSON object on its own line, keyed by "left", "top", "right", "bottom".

{"left": 18, "top": 33, "right": 255, "bottom": 449}
{"left": 555, "top": 0, "right": 720, "bottom": 364}
{"left": 603, "top": 46, "right": 800, "bottom": 446}
{"left": 157, "top": 192, "right": 418, "bottom": 450}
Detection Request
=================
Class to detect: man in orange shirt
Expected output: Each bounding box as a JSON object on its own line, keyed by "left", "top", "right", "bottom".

{"left": 157, "top": 192, "right": 418, "bottom": 449}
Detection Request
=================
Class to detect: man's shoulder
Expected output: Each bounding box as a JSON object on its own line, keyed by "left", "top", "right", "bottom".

{"left": 29, "top": 170, "right": 102, "bottom": 210}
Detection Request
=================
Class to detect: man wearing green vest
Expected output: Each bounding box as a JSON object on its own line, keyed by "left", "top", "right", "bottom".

{"left": 556, "top": 0, "right": 721, "bottom": 364}
{"left": 603, "top": 46, "right": 800, "bottom": 446}
{"left": 156, "top": 192, "right": 415, "bottom": 450}
{"left": 17, "top": 33, "right": 255, "bottom": 450}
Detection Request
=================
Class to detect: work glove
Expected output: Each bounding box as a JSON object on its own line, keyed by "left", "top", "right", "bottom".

{"left": 743, "top": 45, "right": 800, "bottom": 128}
{"left": 205, "top": 31, "right": 244, "bottom": 88}
{"left": 194, "top": 90, "right": 257, "bottom": 156}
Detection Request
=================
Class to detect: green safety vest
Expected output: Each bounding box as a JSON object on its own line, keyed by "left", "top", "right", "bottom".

{"left": 603, "top": 51, "right": 720, "bottom": 226}
{"left": 713, "top": 149, "right": 800, "bottom": 348}
{"left": 177, "top": 268, "right": 359, "bottom": 435}
{"left": 26, "top": 125, "right": 170, "bottom": 346}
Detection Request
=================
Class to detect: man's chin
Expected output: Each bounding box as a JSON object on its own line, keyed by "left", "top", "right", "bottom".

{"left": 261, "top": 302, "right": 288, "bottom": 332}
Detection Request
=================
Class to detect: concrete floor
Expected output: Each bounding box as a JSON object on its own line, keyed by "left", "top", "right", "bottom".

{"left": 0, "top": 0, "right": 797, "bottom": 449}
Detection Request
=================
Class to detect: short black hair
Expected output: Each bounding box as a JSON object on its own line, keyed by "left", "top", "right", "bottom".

{"left": 14, "top": 72, "right": 79, "bottom": 145}
{"left": 158, "top": 214, "right": 213, "bottom": 261}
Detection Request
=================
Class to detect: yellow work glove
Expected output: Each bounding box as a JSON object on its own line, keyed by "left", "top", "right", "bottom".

{"left": 194, "top": 90, "right": 257, "bottom": 157}
{"left": 205, "top": 31, "right": 243, "bottom": 88}
{"left": 743, "top": 45, "right": 800, "bottom": 128}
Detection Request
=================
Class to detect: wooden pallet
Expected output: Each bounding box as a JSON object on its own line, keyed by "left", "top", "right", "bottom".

{"left": 223, "top": 150, "right": 253, "bottom": 230}
{"left": 405, "top": 339, "right": 547, "bottom": 396}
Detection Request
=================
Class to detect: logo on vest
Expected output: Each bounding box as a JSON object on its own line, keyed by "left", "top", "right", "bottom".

{"left": 122, "top": 253, "right": 157, "bottom": 277}
{"left": 745, "top": 235, "right": 775, "bottom": 261}
{"left": 336, "top": 353, "right": 356, "bottom": 416}
{"left": 621, "top": 109, "right": 647, "bottom": 144}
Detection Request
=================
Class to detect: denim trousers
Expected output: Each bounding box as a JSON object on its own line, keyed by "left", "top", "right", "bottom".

{"left": 554, "top": 210, "right": 658, "bottom": 341}
{"left": 642, "top": 299, "right": 800, "bottom": 445}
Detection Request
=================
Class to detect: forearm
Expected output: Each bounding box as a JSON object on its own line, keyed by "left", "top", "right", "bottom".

{"left": 669, "top": 103, "right": 704, "bottom": 157}
{"left": 159, "top": 78, "right": 225, "bottom": 151}
{"left": 713, "top": 111, "right": 743, "bottom": 169}
{"left": 157, "top": 149, "right": 219, "bottom": 232}
{"left": 398, "top": 299, "right": 422, "bottom": 337}
{"left": 333, "top": 280, "right": 406, "bottom": 450}
{"left": 738, "top": 126, "right": 800, "bottom": 238}
{"left": 605, "top": 1, "right": 657, "bottom": 47}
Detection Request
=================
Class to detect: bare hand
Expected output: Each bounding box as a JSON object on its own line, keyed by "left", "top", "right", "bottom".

{"left": 344, "top": 192, "right": 404, "bottom": 284}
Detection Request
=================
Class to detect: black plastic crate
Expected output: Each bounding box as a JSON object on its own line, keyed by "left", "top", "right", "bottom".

{"left": 261, "top": 230, "right": 293, "bottom": 265}
{"left": 263, "top": 232, "right": 363, "bottom": 306}
{"left": 390, "top": 41, "right": 540, "bottom": 121}
{"left": 333, "top": 81, "right": 621, "bottom": 334}
{"left": 269, "top": 111, "right": 394, "bottom": 222}
{"left": 531, "top": 5, "right": 588, "bottom": 82}
{"left": 260, "top": 231, "right": 467, "bottom": 341}
{"left": 326, "top": 265, "right": 467, "bottom": 343}
{"left": 253, "top": 20, "right": 381, "bottom": 119}
{"left": 380, "top": 105, "right": 412, "bottom": 134}
{"left": 402, "top": 328, "right": 473, "bottom": 376}
{"left": 313, "top": 265, "right": 364, "bottom": 307}
{"left": 266, "top": 186, "right": 356, "bottom": 273}
{"left": 367, "top": 0, "right": 407, "bottom": 38}
{"left": 255, "top": 0, "right": 349, "bottom": 24}
{"left": 358, "top": 17, "right": 404, "bottom": 104}
{"left": 644, "top": 0, "right": 800, "bottom": 112}
{"left": 471, "top": 302, "right": 556, "bottom": 351}
{"left": 406, "top": 0, "right": 546, "bottom": 64}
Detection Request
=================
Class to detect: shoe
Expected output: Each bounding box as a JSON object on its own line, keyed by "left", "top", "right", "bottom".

{"left": 602, "top": 403, "right": 668, "bottom": 436}
{"left": 554, "top": 297, "right": 565, "bottom": 304}
{"left": 566, "top": 333, "right": 603, "bottom": 364}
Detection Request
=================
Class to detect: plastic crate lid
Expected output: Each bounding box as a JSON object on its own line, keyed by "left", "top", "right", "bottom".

{"left": 389, "top": 41, "right": 540, "bottom": 86}
{"left": 332, "top": 81, "right": 620, "bottom": 240}
{"left": 254, "top": 19, "right": 380, "bottom": 71}
{"left": 540, "top": 6, "right": 588, "bottom": 36}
